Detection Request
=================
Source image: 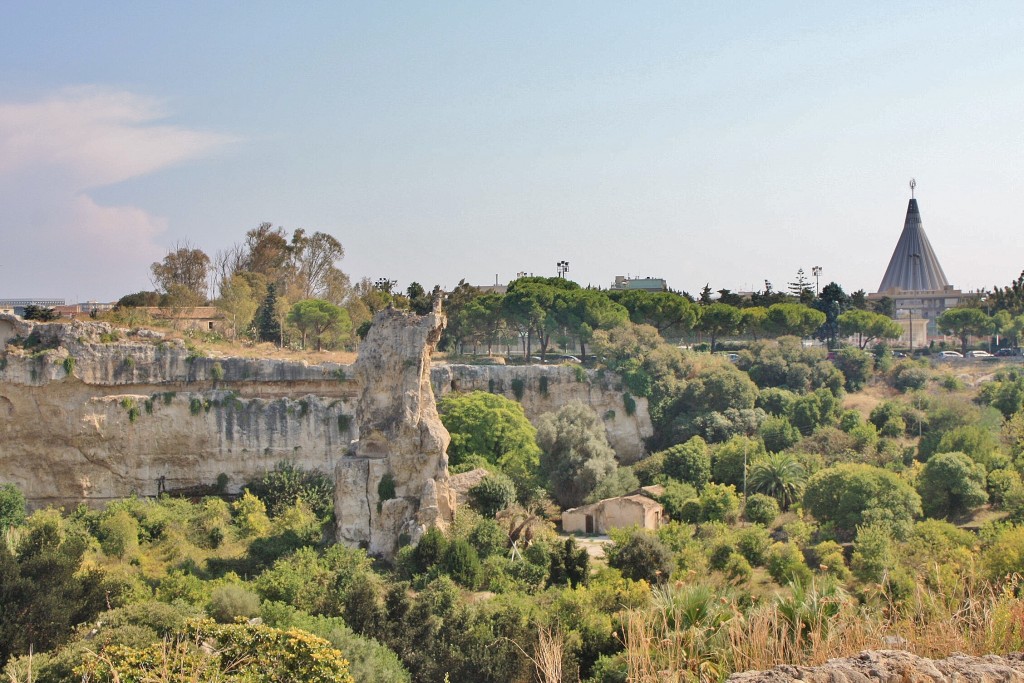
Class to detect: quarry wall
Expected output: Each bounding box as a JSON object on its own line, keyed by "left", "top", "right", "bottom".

{"left": 0, "top": 314, "right": 651, "bottom": 514}
{"left": 431, "top": 363, "right": 653, "bottom": 463}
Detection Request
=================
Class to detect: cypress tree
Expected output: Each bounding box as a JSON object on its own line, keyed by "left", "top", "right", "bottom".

{"left": 256, "top": 284, "right": 281, "bottom": 344}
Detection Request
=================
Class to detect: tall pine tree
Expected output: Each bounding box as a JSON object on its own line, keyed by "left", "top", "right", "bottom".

{"left": 255, "top": 283, "right": 282, "bottom": 345}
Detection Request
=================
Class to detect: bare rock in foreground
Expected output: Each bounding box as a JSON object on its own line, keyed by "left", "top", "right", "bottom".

{"left": 729, "top": 651, "right": 1024, "bottom": 683}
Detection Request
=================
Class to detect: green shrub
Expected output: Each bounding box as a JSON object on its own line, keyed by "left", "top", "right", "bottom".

{"left": 891, "top": 362, "right": 930, "bottom": 392}
{"left": 658, "top": 481, "right": 698, "bottom": 521}
{"left": 210, "top": 361, "right": 225, "bottom": 382}
{"left": 62, "top": 355, "right": 75, "bottom": 375}
{"left": 759, "top": 415, "right": 800, "bottom": 453}
{"left": 724, "top": 553, "right": 753, "bottom": 583}
{"left": 810, "top": 540, "right": 850, "bottom": 579}
{"left": 698, "top": 483, "right": 740, "bottom": 523}
{"left": 468, "top": 472, "right": 517, "bottom": 517}
{"left": 247, "top": 461, "right": 335, "bottom": 521}
{"left": 851, "top": 524, "right": 894, "bottom": 583}
{"left": 622, "top": 392, "right": 637, "bottom": 416}
{"left": 661, "top": 436, "right": 711, "bottom": 489}
{"left": 0, "top": 483, "right": 27, "bottom": 529}
{"left": 410, "top": 527, "right": 448, "bottom": 575}
{"left": 633, "top": 451, "right": 666, "bottom": 486}
{"left": 709, "top": 542, "right": 735, "bottom": 570}
{"left": 548, "top": 536, "right": 590, "bottom": 588}
{"left": 916, "top": 451, "right": 987, "bottom": 519}
{"left": 744, "top": 493, "right": 780, "bottom": 526}
{"left": 99, "top": 509, "right": 140, "bottom": 559}
{"left": 803, "top": 463, "right": 921, "bottom": 539}
{"left": 607, "top": 528, "right": 674, "bottom": 584}
{"left": 735, "top": 525, "right": 772, "bottom": 566}
{"left": 377, "top": 473, "right": 396, "bottom": 513}
{"left": 208, "top": 584, "right": 260, "bottom": 623}
{"left": 538, "top": 375, "right": 549, "bottom": 397}
{"left": 766, "top": 542, "right": 812, "bottom": 585}
{"left": 440, "top": 539, "right": 482, "bottom": 589}
{"left": 988, "top": 468, "right": 1024, "bottom": 508}
{"left": 467, "top": 518, "right": 508, "bottom": 560}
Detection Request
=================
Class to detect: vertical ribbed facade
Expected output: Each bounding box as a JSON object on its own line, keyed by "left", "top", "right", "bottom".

{"left": 877, "top": 198, "right": 949, "bottom": 292}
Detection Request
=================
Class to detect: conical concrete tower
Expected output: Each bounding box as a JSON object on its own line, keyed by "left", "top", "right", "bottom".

{"left": 869, "top": 181, "right": 964, "bottom": 350}
{"left": 877, "top": 196, "right": 949, "bottom": 293}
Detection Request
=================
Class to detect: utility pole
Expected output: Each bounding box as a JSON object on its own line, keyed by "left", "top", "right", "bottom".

{"left": 812, "top": 266, "right": 822, "bottom": 296}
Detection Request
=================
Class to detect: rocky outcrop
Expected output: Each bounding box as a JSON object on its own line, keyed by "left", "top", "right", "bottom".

{"left": 729, "top": 651, "right": 1024, "bottom": 683}
{"left": 431, "top": 364, "right": 653, "bottom": 463}
{"left": 335, "top": 303, "right": 454, "bottom": 558}
{"left": 0, "top": 312, "right": 650, "bottom": 549}
{"left": 0, "top": 314, "right": 356, "bottom": 506}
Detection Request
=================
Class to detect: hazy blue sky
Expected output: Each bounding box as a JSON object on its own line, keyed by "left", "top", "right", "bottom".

{"left": 2, "top": 2, "right": 1022, "bottom": 302}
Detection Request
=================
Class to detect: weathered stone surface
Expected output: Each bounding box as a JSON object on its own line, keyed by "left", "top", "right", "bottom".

{"left": 0, "top": 314, "right": 356, "bottom": 507}
{"left": 431, "top": 363, "right": 653, "bottom": 463}
{"left": 1, "top": 312, "right": 648, "bottom": 552}
{"left": 335, "top": 303, "right": 455, "bottom": 558}
{"left": 448, "top": 467, "right": 491, "bottom": 507}
{"left": 729, "top": 651, "right": 1024, "bottom": 683}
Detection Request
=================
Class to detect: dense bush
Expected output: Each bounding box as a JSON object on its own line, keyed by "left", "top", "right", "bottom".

{"left": 0, "top": 483, "right": 26, "bottom": 529}
{"left": 468, "top": 472, "right": 517, "bottom": 517}
{"left": 661, "top": 436, "right": 711, "bottom": 489}
{"left": 916, "top": 452, "right": 988, "bottom": 519}
{"left": 743, "top": 493, "right": 780, "bottom": 526}
{"left": 537, "top": 401, "right": 617, "bottom": 508}
{"left": 803, "top": 463, "right": 922, "bottom": 538}
{"left": 438, "top": 391, "right": 541, "bottom": 487}
{"left": 607, "top": 528, "right": 674, "bottom": 584}
{"left": 246, "top": 461, "right": 335, "bottom": 522}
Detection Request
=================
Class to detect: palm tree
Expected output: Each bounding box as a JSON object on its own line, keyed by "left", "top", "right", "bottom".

{"left": 748, "top": 452, "right": 807, "bottom": 510}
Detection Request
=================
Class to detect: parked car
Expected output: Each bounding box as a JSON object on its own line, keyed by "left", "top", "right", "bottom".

{"left": 996, "top": 348, "right": 1023, "bottom": 357}
{"left": 938, "top": 350, "right": 964, "bottom": 359}
{"left": 967, "top": 350, "right": 994, "bottom": 358}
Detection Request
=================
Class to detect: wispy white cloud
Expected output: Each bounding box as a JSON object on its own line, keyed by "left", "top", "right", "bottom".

{"left": 0, "top": 87, "right": 235, "bottom": 299}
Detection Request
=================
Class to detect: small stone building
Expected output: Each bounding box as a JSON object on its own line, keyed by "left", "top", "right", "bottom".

{"left": 145, "top": 306, "right": 227, "bottom": 333}
{"left": 562, "top": 494, "right": 663, "bottom": 535}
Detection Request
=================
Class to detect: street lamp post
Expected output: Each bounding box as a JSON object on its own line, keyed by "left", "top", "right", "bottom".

{"left": 812, "top": 266, "right": 822, "bottom": 296}
{"left": 557, "top": 260, "right": 569, "bottom": 279}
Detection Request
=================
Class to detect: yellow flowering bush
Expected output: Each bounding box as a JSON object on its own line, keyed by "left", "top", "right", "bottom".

{"left": 76, "top": 619, "right": 354, "bottom": 683}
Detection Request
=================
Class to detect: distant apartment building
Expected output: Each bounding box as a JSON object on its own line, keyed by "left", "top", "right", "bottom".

{"left": 0, "top": 298, "right": 66, "bottom": 316}
{"left": 609, "top": 276, "right": 668, "bottom": 292}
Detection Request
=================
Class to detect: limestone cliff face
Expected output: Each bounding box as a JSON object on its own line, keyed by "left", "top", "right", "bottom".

{"left": 0, "top": 314, "right": 356, "bottom": 506}
{"left": 431, "top": 364, "right": 653, "bottom": 463}
{"left": 729, "top": 651, "right": 1024, "bottom": 683}
{"left": 335, "top": 304, "right": 454, "bottom": 558}
{"left": 0, "top": 313, "right": 650, "bottom": 537}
